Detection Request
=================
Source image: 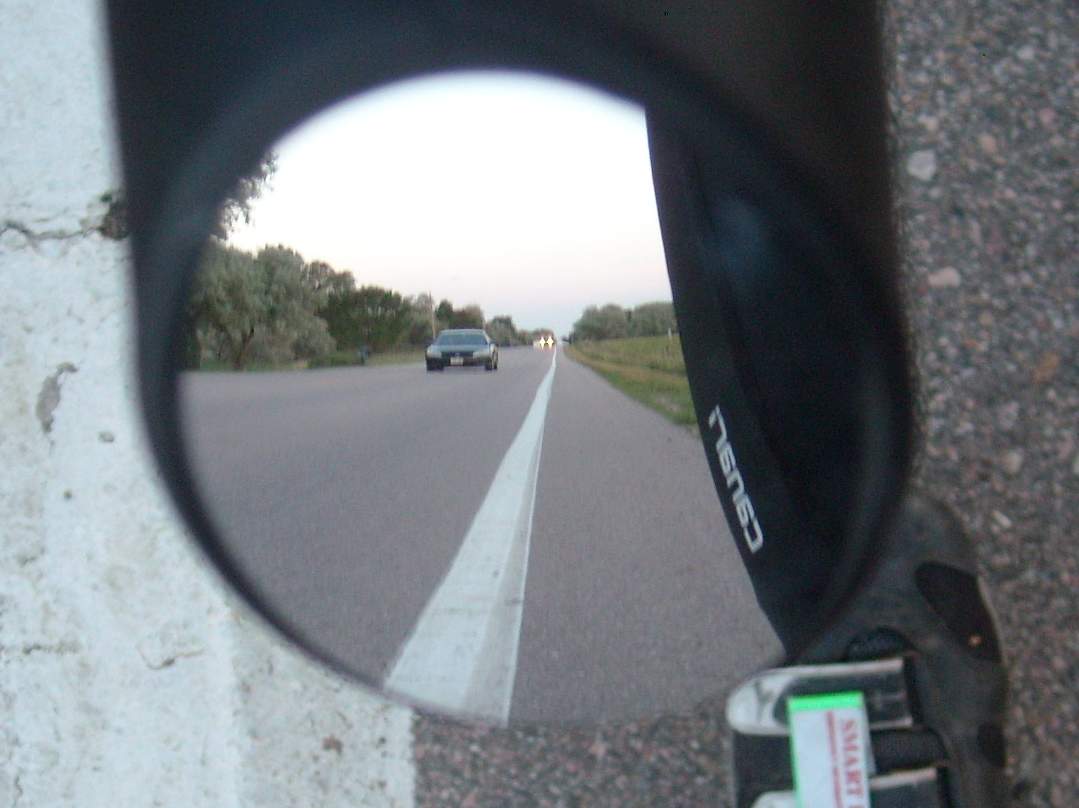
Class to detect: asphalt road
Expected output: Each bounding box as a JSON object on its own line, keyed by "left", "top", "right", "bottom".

{"left": 180, "top": 347, "right": 780, "bottom": 724}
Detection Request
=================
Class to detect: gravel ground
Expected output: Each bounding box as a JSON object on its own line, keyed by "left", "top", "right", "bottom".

{"left": 414, "top": 2, "right": 1078, "bottom": 805}
{"left": 887, "top": 2, "right": 1077, "bottom": 805}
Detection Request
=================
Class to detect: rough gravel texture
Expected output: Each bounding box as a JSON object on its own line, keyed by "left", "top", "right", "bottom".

{"left": 414, "top": 1, "right": 1077, "bottom": 805}
{"left": 887, "top": 2, "right": 1077, "bottom": 806}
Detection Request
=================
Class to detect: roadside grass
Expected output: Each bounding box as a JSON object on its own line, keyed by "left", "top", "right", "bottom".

{"left": 307, "top": 348, "right": 425, "bottom": 369}
{"left": 194, "top": 358, "right": 303, "bottom": 372}
{"left": 364, "top": 348, "right": 425, "bottom": 367}
{"left": 566, "top": 336, "right": 697, "bottom": 431}
{"left": 196, "top": 347, "right": 427, "bottom": 372}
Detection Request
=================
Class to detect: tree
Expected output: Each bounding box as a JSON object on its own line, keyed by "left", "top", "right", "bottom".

{"left": 571, "top": 304, "right": 629, "bottom": 341}
{"left": 485, "top": 315, "right": 522, "bottom": 346}
{"left": 435, "top": 299, "right": 454, "bottom": 322}
{"left": 187, "top": 243, "right": 262, "bottom": 368}
{"left": 253, "top": 246, "right": 335, "bottom": 361}
{"left": 405, "top": 293, "right": 437, "bottom": 346}
{"left": 301, "top": 259, "right": 355, "bottom": 297}
{"left": 320, "top": 285, "right": 413, "bottom": 352}
{"left": 430, "top": 299, "right": 485, "bottom": 331}
{"left": 450, "top": 303, "right": 485, "bottom": 329}
{"left": 628, "top": 301, "right": 677, "bottom": 337}
{"left": 214, "top": 152, "right": 278, "bottom": 238}
{"left": 187, "top": 241, "right": 334, "bottom": 369}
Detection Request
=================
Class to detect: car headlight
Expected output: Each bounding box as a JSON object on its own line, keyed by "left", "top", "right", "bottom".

{"left": 426, "top": 347, "right": 441, "bottom": 358}
{"left": 474, "top": 346, "right": 492, "bottom": 357}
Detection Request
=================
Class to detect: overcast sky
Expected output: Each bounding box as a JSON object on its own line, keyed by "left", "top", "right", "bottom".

{"left": 228, "top": 71, "right": 672, "bottom": 338}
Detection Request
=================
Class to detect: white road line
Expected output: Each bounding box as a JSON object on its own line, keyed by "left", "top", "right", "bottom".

{"left": 383, "top": 351, "right": 557, "bottom": 725}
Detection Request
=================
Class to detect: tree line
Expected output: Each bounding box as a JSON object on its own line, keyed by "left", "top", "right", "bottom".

{"left": 569, "top": 301, "right": 677, "bottom": 343}
{"left": 185, "top": 241, "right": 543, "bottom": 370}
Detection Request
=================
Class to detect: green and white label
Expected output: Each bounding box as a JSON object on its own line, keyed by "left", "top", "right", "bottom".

{"left": 788, "top": 692, "right": 873, "bottom": 808}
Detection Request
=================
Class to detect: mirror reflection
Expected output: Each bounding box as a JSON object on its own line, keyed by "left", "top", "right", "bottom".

{"left": 178, "top": 72, "right": 780, "bottom": 725}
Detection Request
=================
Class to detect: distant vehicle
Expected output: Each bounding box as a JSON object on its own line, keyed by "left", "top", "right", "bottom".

{"left": 533, "top": 335, "right": 555, "bottom": 349}
{"left": 426, "top": 329, "right": 499, "bottom": 372}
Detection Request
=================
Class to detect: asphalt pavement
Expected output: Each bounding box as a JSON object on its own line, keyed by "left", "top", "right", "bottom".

{"left": 180, "top": 347, "right": 779, "bottom": 724}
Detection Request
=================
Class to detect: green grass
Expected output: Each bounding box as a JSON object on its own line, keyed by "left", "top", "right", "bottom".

{"left": 195, "top": 347, "right": 427, "bottom": 372}
{"left": 193, "top": 358, "right": 303, "bottom": 372}
{"left": 364, "top": 348, "right": 425, "bottom": 367}
{"left": 308, "top": 347, "right": 426, "bottom": 369}
{"left": 566, "top": 335, "right": 697, "bottom": 430}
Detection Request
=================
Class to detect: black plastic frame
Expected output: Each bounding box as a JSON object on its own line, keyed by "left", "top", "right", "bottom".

{"left": 108, "top": 0, "right": 911, "bottom": 706}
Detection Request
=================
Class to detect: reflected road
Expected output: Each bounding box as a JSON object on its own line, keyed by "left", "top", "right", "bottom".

{"left": 181, "top": 347, "right": 780, "bottom": 723}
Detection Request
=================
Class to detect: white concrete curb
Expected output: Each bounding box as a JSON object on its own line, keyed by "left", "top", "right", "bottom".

{"left": 1, "top": 2, "right": 415, "bottom": 805}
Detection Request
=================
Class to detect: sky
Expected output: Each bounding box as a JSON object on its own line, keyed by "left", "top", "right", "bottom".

{"left": 228, "top": 71, "right": 672, "bottom": 338}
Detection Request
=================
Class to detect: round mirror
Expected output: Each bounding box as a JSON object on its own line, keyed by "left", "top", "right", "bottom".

{"left": 177, "top": 71, "right": 781, "bottom": 725}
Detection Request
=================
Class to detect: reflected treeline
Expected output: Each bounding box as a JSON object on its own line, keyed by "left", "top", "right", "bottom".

{"left": 183, "top": 242, "right": 549, "bottom": 370}
{"left": 569, "top": 301, "right": 676, "bottom": 342}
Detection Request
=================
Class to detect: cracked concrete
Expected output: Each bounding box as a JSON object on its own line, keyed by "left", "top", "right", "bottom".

{"left": 1, "top": 193, "right": 126, "bottom": 251}
{"left": 17, "top": 641, "right": 81, "bottom": 657}
{"left": 1, "top": 221, "right": 98, "bottom": 248}
{"left": 2, "top": 2, "right": 415, "bottom": 806}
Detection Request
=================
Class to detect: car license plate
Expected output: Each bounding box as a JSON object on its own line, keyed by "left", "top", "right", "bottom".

{"left": 450, "top": 356, "right": 464, "bottom": 366}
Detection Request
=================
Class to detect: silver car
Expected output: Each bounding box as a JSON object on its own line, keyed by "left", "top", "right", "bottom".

{"left": 425, "top": 329, "right": 500, "bottom": 372}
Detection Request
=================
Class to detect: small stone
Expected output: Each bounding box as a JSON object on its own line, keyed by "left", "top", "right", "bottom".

{"left": 928, "top": 267, "right": 962, "bottom": 288}
{"left": 918, "top": 114, "right": 940, "bottom": 133}
{"left": 321, "top": 735, "right": 344, "bottom": 755}
{"left": 98, "top": 430, "right": 115, "bottom": 443}
{"left": 1072, "top": 453, "right": 1079, "bottom": 477}
{"left": 1039, "top": 108, "right": 1056, "bottom": 128}
{"left": 978, "top": 133, "right": 998, "bottom": 155}
{"left": 1016, "top": 44, "right": 1036, "bottom": 62}
{"left": 991, "top": 510, "right": 1013, "bottom": 529}
{"left": 978, "top": 311, "right": 995, "bottom": 327}
{"left": 1001, "top": 449, "right": 1024, "bottom": 476}
{"left": 968, "top": 219, "right": 983, "bottom": 246}
{"left": 1057, "top": 432, "right": 1076, "bottom": 461}
{"left": 906, "top": 149, "right": 938, "bottom": 181}
{"left": 1032, "top": 352, "right": 1061, "bottom": 384}
{"left": 996, "top": 401, "right": 1020, "bottom": 430}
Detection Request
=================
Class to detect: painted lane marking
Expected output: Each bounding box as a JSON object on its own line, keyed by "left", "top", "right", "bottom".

{"left": 384, "top": 351, "right": 557, "bottom": 725}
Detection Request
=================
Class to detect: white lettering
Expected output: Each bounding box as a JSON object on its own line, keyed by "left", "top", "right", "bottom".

{"left": 708, "top": 405, "right": 764, "bottom": 554}
{"left": 718, "top": 443, "right": 735, "bottom": 476}
{"left": 742, "top": 518, "right": 764, "bottom": 553}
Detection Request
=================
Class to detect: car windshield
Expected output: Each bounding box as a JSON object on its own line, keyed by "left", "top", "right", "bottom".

{"left": 436, "top": 332, "right": 487, "bottom": 346}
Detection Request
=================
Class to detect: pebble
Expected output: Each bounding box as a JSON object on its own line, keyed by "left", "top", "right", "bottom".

{"left": 1001, "top": 449, "right": 1025, "bottom": 476}
{"left": 1057, "top": 432, "right": 1076, "bottom": 462}
{"left": 1032, "top": 352, "right": 1061, "bottom": 384}
{"left": 1072, "top": 453, "right": 1079, "bottom": 477}
{"left": 992, "top": 510, "right": 1014, "bottom": 529}
{"left": 968, "top": 219, "right": 983, "bottom": 246}
{"left": 918, "top": 114, "right": 940, "bottom": 133}
{"left": 978, "top": 133, "right": 999, "bottom": 155}
{"left": 906, "top": 149, "right": 938, "bottom": 181}
{"left": 928, "top": 267, "right": 962, "bottom": 288}
{"left": 997, "top": 401, "right": 1021, "bottom": 431}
